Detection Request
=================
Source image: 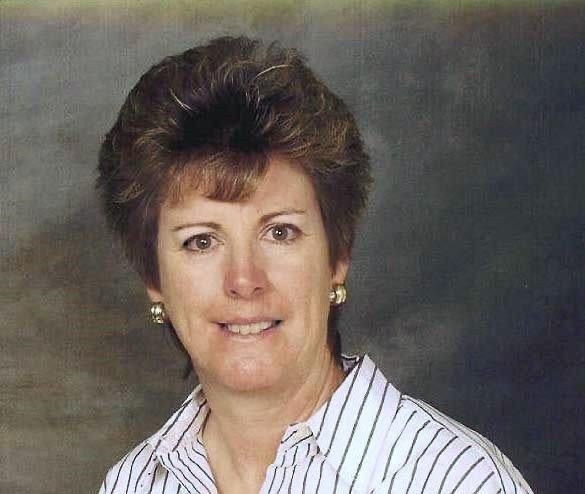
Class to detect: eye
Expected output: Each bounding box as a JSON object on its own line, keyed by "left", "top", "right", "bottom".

{"left": 183, "top": 233, "right": 217, "bottom": 253}
{"left": 266, "top": 224, "right": 300, "bottom": 243}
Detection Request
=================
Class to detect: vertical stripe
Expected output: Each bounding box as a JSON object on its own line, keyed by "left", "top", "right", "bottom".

{"left": 322, "top": 357, "right": 365, "bottom": 455}
{"left": 287, "top": 464, "right": 297, "bottom": 494}
{"left": 176, "top": 448, "right": 211, "bottom": 494}
{"left": 437, "top": 444, "right": 472, "bottom": 494}
{"left": 337, "top": 365, "right": 378, "bottom": 473}
{"left": 420, "top": 436, "right": 457, "bottom": 493}
{"left": 164, "top": 454, "right": 202, "bottom": 494}
{"left": 315, "top": 456, "right": 326, "bottom": 492}
{"left": 125, "top": 443, "right": 149, "bottom": 494}
{"left": 267, "top": 450, "right": 288, "bottom": 494}
{"left": 387, "top": 420, "right": 430, "bottom": 493}
{"left": 406, "top": 398, "right": 507, "bottom": 491}
{"left": 349, "top": 382, "right": 391, "bottom": 492}
{"left": 146, "top": 462, "right": 158, "bottom": 493}
{"left": 269, "top": 451, "right": 286, "bottom": 492}
{"left": 190, "top": 443, "right": 209, "bottom": 462}
{"left": 451, "top": 457, "right": 485, "bottom": 493}
{"left": 153, "top": 397, "right": 195, "bottom": 452}
{"left": 382, "top": 410, "right": 417, "bottom": 480}
{"left": 108, "top": 450, "right": 132, "bottom": 493}
{"left": 134, "top": 450, "right": 156, "bottom": 491}
{"left": 172, "top": 400, "right": 207, "bottom": 451}
{"left": 162, "top": 469, "right": 169, "bottom": 492}
{"left": 404, "top": 427, "right": 444, "bottom": 494}
{"left": 301, "top": 454, "right": 316, "bottom": 493}
{"left": 472, "top": 471, "right": 494, "bottom": 494}
{"left": 185, "top": 446, "right": 216, "bottom": 488}
{"left": 265, "top": 464, "right": 279, "bottom": 493}
{"left": 275, "top": 463, "right": 288, "bottom": 493}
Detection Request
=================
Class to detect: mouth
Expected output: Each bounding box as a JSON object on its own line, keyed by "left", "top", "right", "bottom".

{"left": 218, "top": 320, "right": 282, "bottom": 336}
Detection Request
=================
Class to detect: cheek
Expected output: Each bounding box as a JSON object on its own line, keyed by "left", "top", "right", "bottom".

{"left": 268, "top": 249, "right": 331, "bottom": 317}
{"left": 159, "top": 257, "right": 222, "bottom": 321}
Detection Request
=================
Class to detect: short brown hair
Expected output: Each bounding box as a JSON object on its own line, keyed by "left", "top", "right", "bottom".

{"left": 97, "top": 36, "right": 371, "bottom": 373}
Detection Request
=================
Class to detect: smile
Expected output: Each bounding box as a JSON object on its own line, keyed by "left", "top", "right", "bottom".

{"left": 219, "top": 320, "right": 282, "bottom": 335}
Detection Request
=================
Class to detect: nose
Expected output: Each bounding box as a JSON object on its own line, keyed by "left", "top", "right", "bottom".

{"left": 223, "top": 246, "right": 268, "bottom": 300}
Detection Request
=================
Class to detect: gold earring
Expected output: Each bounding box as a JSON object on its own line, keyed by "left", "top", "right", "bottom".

{"left": 150, "top": 302, "right": 167, "bottom": 324}
{"left": 329, "top": 283, "right": 347, "bottom": 306}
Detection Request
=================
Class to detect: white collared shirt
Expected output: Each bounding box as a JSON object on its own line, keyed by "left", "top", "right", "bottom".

{"left": 98, "top": 355, "right": 533, "bottom": 493}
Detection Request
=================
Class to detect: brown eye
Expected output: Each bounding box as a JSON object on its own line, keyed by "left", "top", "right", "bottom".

{"left": 184, "top": 233, "right": 215, "bottom": 252}
{"left": 268, "top": 224, "right": 300, "bottom": 243}
{"left": 271, "top": 225, "right": 289, "bottom": 241}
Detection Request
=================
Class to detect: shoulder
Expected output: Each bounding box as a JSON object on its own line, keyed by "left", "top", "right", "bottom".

{"left": 375, "top": 395, "right": 533, "bottom": 493}
{"left": 98, "top": 439, "right": 157, "bottom": 494}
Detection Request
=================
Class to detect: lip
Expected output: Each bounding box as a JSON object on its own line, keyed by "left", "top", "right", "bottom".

{"left": 218, "top": 317, "right": 282, "bottom": 325}
{"left": 216, "top": 319, "right": 283, "bottom": 337}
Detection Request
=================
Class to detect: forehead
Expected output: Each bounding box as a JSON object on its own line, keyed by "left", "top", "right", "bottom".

{"left": 160, "top": 158, "right": 320, "bottom": 220}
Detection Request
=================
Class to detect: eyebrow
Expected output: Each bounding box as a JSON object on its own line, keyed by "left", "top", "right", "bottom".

{"left": 172, "top": 221, "right": 221, "bottom": 232}
{"left": 171, "top": 209, "right": 307, "bottom": 232}
{"left": 260, "top": 208, "right": 306, "bottom": 223}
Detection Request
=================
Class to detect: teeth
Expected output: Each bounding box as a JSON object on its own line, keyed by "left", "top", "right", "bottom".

{"left": 224, "top": 321, "right": 276, "bottom": 335}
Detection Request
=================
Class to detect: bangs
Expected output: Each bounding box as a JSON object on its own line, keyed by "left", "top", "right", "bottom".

{"left": 163, "top": 150, "right": 270, "bottom": 205}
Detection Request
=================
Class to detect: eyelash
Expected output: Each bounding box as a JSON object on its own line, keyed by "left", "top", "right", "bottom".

{"left": 182, "top": 224, "right": 302, "bottom": 254}
{"left": 182, "top": 233, "right": 220, "bottom": 253}
{"left": 265, "top": 223, "right": 301, "bottom": 245}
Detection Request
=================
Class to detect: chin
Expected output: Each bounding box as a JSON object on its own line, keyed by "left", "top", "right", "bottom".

{"left": 218, "top": 355, "right": 287, "bottom": 393}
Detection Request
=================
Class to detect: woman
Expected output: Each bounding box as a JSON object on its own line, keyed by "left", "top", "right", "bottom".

{"left": 97, "top": 37, "right": 532, "bottom": 493}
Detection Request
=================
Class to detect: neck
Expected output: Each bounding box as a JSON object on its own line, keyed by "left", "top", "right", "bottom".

{"left": 200, "top": 351, "right": 345, "bottom": 492}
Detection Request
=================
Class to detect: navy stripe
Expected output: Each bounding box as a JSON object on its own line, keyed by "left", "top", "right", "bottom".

{"left": 405, "top": 427, "right": 444, "bottom": 494}
{"left": 186, "top": 444, "right": 216, "bottom": 487}
{"left": 322, "top": 357, "right": 365, "bottom": 455}
{"left": 472, "top": 471, "right": 495, "bottom": 494}
{"left": 350, "top": 382, "right": 392, "bottom": 492}
{"left": 172, "top": 400, "right": 207, "bottom": 451}
{"left": 153, "top": 397, "right": 195, "bottom": 451}
{"left": 337, "top": 365, "right": 378, "bottom": 474}
{"left": 437, "top": 444, "right": 472, "bottom": 494}
{"left": 406, "top": 397, "right": 507, "bottom": 491}
{"left": 164, "top": 454, "right": 202, "bottom": 494}
{"left": 133, "top": 450, "right": 155, "bottom": 491}
{"left": 452, "top": 457, "right": 485, "bottom": 493}
{"left": 421, "top": 436, "right": 458, "bottom": 493}
{"left": 109, "top": 450, "right": 132, "bottom": 493}
{"left": 301, "top": 454, "right": 316, "bottom": 493}
{"left": 176, "top": 448, "right": 211, "bottom": 494}
{"left": 124, "top": 443, "right": 149, "bottom": 494}
{"left": 387, "top": 420, "right": 430, "bottom": 493}
{"left": 383, "top": 410, "right": 418, "bottom": 480}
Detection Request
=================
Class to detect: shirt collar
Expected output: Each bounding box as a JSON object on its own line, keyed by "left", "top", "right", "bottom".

{"left": 306, "top": 354, "right": 401, "bottom": 492}
{"left": 146, "top": 386, "right": 210, "bottom": 456}
{"left": 146, "top": 354, "right": 401, "bottom": 492}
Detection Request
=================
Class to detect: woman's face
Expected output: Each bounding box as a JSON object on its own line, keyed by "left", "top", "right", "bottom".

{"left": 148, "top": 158, "right": 348, "bottom": 394}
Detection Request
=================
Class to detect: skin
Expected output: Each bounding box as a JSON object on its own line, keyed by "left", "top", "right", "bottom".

{"left": 147, "top": 158, "right": 348, "bottom": 493}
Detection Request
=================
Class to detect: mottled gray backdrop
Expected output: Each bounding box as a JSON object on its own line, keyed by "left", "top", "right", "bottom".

{"left": 1, "top": 1, "right": 583, "bottom": 492}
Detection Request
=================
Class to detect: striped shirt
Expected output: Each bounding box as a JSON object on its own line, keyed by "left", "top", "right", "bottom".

{"left": 98, "top": 355, "right": 533, "bottom": 493}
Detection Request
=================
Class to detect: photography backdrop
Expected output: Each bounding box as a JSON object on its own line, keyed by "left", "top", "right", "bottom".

{"left": 1, "top": 1, "right": 583, "bottom": 492}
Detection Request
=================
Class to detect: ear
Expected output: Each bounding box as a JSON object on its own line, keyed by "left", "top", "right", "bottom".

{"left": 146, "top": 285, "right": 163, "bottom": 303}
{"left": 332, "top": 256, "right": 350, "bottom": 285}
